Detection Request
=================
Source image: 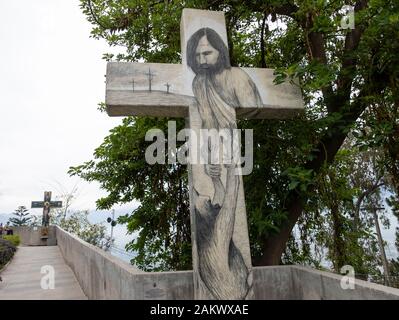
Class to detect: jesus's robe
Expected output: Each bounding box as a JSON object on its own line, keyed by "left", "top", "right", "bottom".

{"left": 191, "top": 67, "right": 262, "bottom": 299}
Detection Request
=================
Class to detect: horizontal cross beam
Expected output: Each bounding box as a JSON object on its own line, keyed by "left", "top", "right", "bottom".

{"left": 106, "top": 62, "right": 303, "bottom": 119}
{"left": 31, "top": 201, "right": 63, "bottom": 209}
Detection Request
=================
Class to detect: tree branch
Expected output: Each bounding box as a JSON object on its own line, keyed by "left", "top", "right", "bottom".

{"left": 260, "top": 13, "right": 267, "bottom": 68}
{"left": 271, "top": 3, "right": 299, "bottom": 18}
{"left": 87, "top": 0, "right": 109, "bottom": 30}
{"left": 256, "top": 86, "right": 372, "bottom": 266}
{"left": 355, "top": 180, "right": 385, "bottom": 220}
{"left": 304, "top": 10, "right": 345, "bottom": 116}
{"left": 333, "top": 0, "right": 368, "bottom": 113}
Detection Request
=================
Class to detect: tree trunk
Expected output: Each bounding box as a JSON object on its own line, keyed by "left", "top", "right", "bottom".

{"left": 254, "top": 194, "right": 303, "bottom": 265}
{"left": 252, "top": 0, "right": 370, "bottom": 267}
{"left": 331, "top": 202, "right": 345, "bottom": 272}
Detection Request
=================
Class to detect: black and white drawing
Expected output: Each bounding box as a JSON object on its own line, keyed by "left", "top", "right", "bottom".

{"left": 105, "top": 8, "right": 303, "bottom": 300}
{"left": 187, "top": 27, "right": 263, "bottom": 299}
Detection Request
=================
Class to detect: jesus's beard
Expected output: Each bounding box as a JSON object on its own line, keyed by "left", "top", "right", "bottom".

{"left": 196, "top": 63, "right": 225, "bottom": 76}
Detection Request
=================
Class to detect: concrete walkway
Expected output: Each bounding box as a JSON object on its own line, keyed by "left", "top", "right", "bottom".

{"left": 0, "top": 246, "right": 86, "bottom": 300}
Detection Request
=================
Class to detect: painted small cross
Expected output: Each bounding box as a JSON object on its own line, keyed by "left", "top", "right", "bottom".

{"left": 164, "top": 82, "right": 171, "bottom": 94}
{"left": 31, "top": 191, "right": 62, "bottom": 227}
{"left": 144, "top": 68, "right": 155, "bottom": 92}
{"left": 129, "top": 78, "right": 135, "bottom": 92}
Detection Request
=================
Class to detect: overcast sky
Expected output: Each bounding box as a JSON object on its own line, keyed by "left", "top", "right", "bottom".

{"left": 0, "top": 0, "right": 138, "bottom": 250}
{"left": 0, "top": 0, "right": 131, "bottom": 212}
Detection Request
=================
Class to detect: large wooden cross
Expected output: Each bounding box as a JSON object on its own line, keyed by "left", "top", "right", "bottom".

{"left": 31, "top": 191, "right": 62, "bottom": 227}
{"left": 105, "top": 9, "right": 303, "bottom": 300}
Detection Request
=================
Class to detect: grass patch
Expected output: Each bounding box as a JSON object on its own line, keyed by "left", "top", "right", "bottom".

{"left": 2, "top": 235, "right": 21, "bottom": 246}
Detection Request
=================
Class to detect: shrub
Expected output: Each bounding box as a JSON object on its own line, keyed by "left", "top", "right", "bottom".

{"left": 0, "top": 238, "right": 17, "bottom": 269}
{"left": 2, "top": 235, "right": 21, "bottom": 246}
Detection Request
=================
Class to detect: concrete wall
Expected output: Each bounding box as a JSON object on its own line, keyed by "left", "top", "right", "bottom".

{"left": 253, "top": 266, "right": 296, "bottom": 299}
{"left": 12, "top": 226, "right": 57, "bottom": 246}
{"left": 290, "top": 265, "right": 399, "bottom": 300}
{"left": 56, "top": 227, "right": 193, "bottom": 299}
{"left": 55, "top": 226, "right": 399, "bottom": 300}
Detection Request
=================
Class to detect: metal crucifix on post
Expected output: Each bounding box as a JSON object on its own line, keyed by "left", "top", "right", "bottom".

{"left": 31, "top": 191, "right": 62, "bottom": 227}
{"left": 105, "top": 9, "right": 303, "bottom": 299}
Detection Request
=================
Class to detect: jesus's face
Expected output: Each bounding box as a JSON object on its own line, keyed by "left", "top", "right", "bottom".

{"left": 195, "top": 35, "right": 220, "bottom": 70}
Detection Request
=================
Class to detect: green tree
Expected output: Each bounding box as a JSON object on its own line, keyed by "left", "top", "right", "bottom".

{"left": 56, "top": 210, "right": 107, "bottom": 247}
{"left": 71, "top": 0, "right": 399, "bottom": 269}
{"left": 50, "top": 188, "right": 108, "bottom": 249}
{"left": 28, "top": 215, "right": 41, "bottom": 227}
{"left": 8, "top": 206, "right": 32, "bottom": 226}
{"left": 388, "top": 259, "right": 399, "bottom": 288}
{"left": 283, "top": 143, "right": 387, "bottom": 279}
{"left": 71, "top": 117, "right": 191, "bottom": 271}
{"left": 388, "top": 193, "right": 399, "bottom": 288}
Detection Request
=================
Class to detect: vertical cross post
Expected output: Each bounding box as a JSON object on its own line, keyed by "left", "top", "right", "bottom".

{"left": 164, "top": 83, "right": 171, "bottom": 93}
{"left": 180, "top": 9, "right": 254, "bottom": 300}
{"left": 145, "top": 68, "right": 154, "bottom": 92}
{"left": 42, "top": 191, "right": 51, "bottom": 227}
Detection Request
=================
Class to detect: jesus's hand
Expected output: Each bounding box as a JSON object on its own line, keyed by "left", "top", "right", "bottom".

{"left": 206, "top": 164, "right": 222, "bottom": 179}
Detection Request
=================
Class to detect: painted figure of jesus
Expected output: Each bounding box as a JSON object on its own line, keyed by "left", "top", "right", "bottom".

{"left": 187, "top": 28, "right": 263, "bottom": 299}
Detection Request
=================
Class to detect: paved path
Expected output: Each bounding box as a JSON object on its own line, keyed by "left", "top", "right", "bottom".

{"left": 0, "top": 246, "right": 87, "bottom": 300}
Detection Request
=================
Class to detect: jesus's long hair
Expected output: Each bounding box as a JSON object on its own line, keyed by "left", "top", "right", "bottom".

{"left": 186, "top": 28, "right": 231, "bottom": 75}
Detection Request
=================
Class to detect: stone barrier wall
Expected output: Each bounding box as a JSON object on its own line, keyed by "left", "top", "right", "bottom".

{"left": 291, "top": 265, "right": 399, "bottom": 300}
{"left": 56, "top": 227, "right": 193, "bottom": 299}
{"left": 55, "top": 226, "right": 399, "bottom": 300}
